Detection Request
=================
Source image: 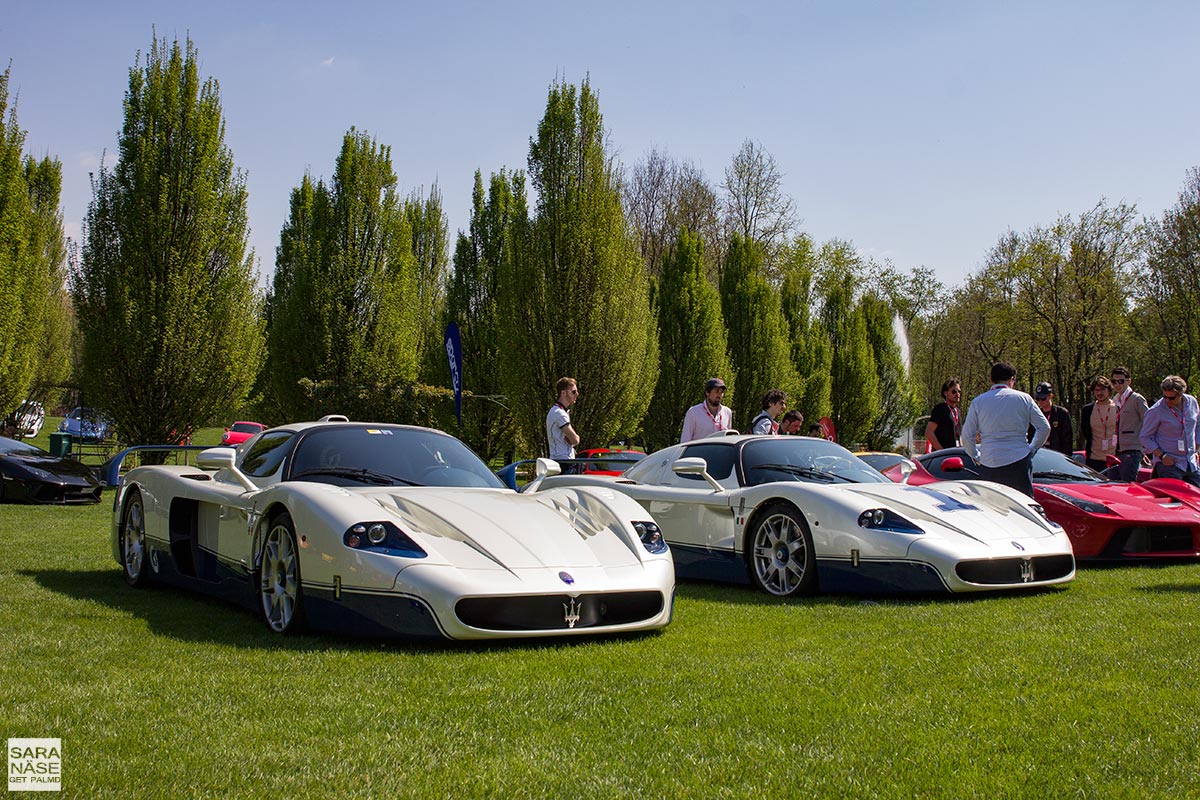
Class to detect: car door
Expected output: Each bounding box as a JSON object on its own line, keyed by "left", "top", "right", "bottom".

{"left": 625, "top": 443, "right": 740, "bottom": 553}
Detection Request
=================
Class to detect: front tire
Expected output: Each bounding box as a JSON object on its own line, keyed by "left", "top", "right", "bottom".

{"left": 259, "top": 512, "right": 305, "bottom": 634}
{"left": 748, "top": 503, "right": 817, "bottom": 597}
{"left": 120, "top": 488, "right": 149, "bottom": 587}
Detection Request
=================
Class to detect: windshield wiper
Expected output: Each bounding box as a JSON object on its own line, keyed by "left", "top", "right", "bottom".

{"left": 749, "top": 463, "right": 842, "bottom": 483}
{"left": 1034, "top": 470, "right": 1095, "bottom": 481}
{"left": 292, "top": 466, "right": 421, "bottom": 486}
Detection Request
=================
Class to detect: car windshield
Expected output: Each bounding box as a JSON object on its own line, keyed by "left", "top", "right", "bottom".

{"left": 0, "top": 436, "right": 47, "bottom": 456}
{"left": 231, "top": 422, "right": 262, "bottom": 434}
{"left": 1032, "top": 448, "right": 1106, "bottom": 483}
{"left": 857, "top": 453, "right": 908, "bottom": 473}
{"left": 288, "top": 426, "right": 506, "bottom": 489}
{"left": 742, "top": 438, "right": 890, "bottom": 486}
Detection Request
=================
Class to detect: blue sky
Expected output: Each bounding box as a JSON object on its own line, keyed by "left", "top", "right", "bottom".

{"left": 4, "top": 1, "right": 1197, "bottom": 288}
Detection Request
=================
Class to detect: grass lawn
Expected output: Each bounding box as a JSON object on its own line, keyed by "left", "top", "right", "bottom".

{"left": 3, "top": 498, "right": 1200, "bottom": 798}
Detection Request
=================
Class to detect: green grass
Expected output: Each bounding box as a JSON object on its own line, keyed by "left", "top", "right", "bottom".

{"left": 3, "top": 501, "right": 1200, "bottom": 798}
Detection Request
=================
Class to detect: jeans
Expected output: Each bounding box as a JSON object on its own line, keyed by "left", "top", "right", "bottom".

{"left": 978, "top": 453, "right": 1035, "bottom": 497}
{"left": 1151, "top": 459, "right": 1200, "bottom": 488}
{"left": 1116, "top": 450, "right": 1143, "bottom": 482}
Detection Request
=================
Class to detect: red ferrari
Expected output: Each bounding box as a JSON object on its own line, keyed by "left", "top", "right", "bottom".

{"left": 220, "top": 421, "right": 266, "bottom": 447}
{"left": 898, "top": 447, "right": 1200, "bottom": 560}
{"left": 577, "top": 448, "right": 646, "bottom": 476}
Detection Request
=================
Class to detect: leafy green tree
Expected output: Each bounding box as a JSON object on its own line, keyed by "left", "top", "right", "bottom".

{"left": 645, "top": 228, "right": 731, "bottom": 449}
{"left": 817, "top": 249, "right": 878, "bottom": 445}
{"left": 860, "top": 292, "right": 919, "bottom": 450}
{"left": 719, "top": 234, "right": 797, "bottom": 429}
{"left": 497, "top": 78, "right": 657, "bottom": 452}
{"left": 0, "top": 69, "right": 70, "bottom": 414}
{"left": 405, "top": 182, "right": 450, "bottom": 380}
{"left": 265, "top": 129, "right": 419, "bottom": 421}
{"left": 780, "top": 234, "right": 831, "bottom": 423}
{"left": 71, "top": 36, "right": 262, "bottom": 444}
{"left": 444, "top": 169, "right": 525, "bottom": 461}
{"left": 1138, "top": 168, "right": 1200, "bottom": 383}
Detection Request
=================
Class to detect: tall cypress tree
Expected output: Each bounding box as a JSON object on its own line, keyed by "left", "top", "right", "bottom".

{"left": 264, "top": 129, "right": 420, "bottom": 421}
{"left": 498, "top": 78, "right": 657, "bottom": 452}
{"left": 820, "top": 270, "right": 878, "bottom": 445}
{"left": 646, "top": 228, "right": 731, "bottom": 449}
{"left": 72, "top": 36, "right": 262, "bottom": 444}
{"left": 720, "top": 234, "right": 797, "bottom": 428}
{"left": 780, "top": 234, "right": 831, "bottom": 423}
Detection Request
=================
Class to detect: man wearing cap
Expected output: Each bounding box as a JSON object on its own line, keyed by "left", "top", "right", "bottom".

{"left": 1032, "top": 382, "right": 1073, "bottom": 456}
{"left": 681, "top": 378, "right": 733, "bottom": 442}
{"left": 1139, "top": 375, "right": 1200, "bottom": 487}
{"left": 959, "top": 361, "right": 1049, "bottom": 497}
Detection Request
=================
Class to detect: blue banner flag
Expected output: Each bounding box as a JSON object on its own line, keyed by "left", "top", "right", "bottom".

{"left": 445, "top": 322, "right": 463, "bottom": 426}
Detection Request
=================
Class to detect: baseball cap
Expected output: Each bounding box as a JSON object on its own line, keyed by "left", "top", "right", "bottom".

{"left": 705, "top": 378, "right": 727, "bottom": 391}
{"left": 1033, "top": 382, "right": 1053, "bottom": 399}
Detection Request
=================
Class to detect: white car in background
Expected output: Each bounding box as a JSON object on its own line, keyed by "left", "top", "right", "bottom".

{"left": 112, "top": 418, "right": 674, "bottom": 640}
{"left": 10, "top": 400, "right": 45, "bottom": 438}
{"left": 532, "top": 433, "right": 1075, "bottom": 597}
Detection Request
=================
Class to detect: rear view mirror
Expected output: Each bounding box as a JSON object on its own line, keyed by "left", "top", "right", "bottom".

{"left": 941, "top": 457, "right": 964, "bottom": 472}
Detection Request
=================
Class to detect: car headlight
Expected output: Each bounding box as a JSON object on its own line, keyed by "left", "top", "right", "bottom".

{"left": 1038, "top": 487, "right": 1114, "bottom": 516}
{"left": 857, "top": 508, "right": 924, "bottom": 534}
{"left": 633, "top": 521, "right": 668, "bottom": 554}
{"left": 343, "top": 521, "right": 427, "bottom": 558}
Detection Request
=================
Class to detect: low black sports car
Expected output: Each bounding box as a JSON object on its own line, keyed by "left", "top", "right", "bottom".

{"left": 0, "top": 436, "right": 102, "bottom": 504}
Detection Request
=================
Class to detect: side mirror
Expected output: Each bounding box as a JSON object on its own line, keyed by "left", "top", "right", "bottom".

{"left": 196, "top": 447, "right": 257, "bottom": 492}
{"left": 1106, "top": 454, "right": 1121, "bottom": 468}
{"left": 941, "top": 456, "right": 964, "bottom": 472}
{"left": 535, "top": 457, "right": 562, "bottom": 479}
{"left": 672, "top": 457, "right": 724, "bottom": 492}
{"left": 898, "top": 461, "right": 916, "bottom": 484}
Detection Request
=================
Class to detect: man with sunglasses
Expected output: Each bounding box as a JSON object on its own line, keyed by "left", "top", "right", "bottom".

{"left": 1138, "top": 375, "right": 1200, "bottom": 487}
{"left": 925, "top": 378, "right": 963, "bottom": 451}
{"left": 1110, "top": 366, "right": 1149, "bottom": 481}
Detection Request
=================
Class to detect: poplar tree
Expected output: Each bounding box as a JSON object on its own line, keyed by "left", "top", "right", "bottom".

{"left": 780, "top": 234, "right": 832, "bottom": 422}
{"left": 72, "top": 36, "right": 262, "bottom": 444}
{"left": 818, "top": 256, "right": 878, "bottom": 446}
{"left": 265, "top": 129, "right": 419, "bottom": 420}
{"left": 645, "top": 228, "right": 731, "bottom": 449}
{"left": 498, "top": 78, "right": 657, "bottom": 451}
{"left": 444, "top": 169, "right": 525, "bottom": 461}
{"left": 861, "top": 291, "right": 919, "bottom": 450}
{"left": 720, "top": 234, "right": 797, "bottom": 429}
{"left": 0, "top": 68, "right": 69, "bottom": 412}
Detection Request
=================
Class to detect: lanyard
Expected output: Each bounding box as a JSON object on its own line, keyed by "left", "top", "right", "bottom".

{"left": 1097, "top": 402, "right": 1112, "bottom": 437}
{"left": 706, "top": 405, "right": 725, "bottom": 429}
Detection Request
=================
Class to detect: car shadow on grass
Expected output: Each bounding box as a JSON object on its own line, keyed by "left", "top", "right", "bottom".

{"left": 23, "top": 567, "right": 668, "bottom": 654}
{"left": 673, "top": 578, "right": 1065, "bottom": 608}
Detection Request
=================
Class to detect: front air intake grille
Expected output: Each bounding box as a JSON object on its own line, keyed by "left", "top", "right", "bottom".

{"left": 955, "top": 554, "right": 1074, "bottom": 585}
{"left": 1106, "top": 526, "right": 1197, "bottom": 556}
{"left": 455, "top": 591, "right": 664, "bottom": 631}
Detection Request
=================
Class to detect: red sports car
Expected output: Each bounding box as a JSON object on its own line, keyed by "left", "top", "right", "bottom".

{"left": 577, "top": 448, "right": 646, "bottom": 476}
{"left": 908, "top": 447, "right": 1200, "bottom": 560}
{"left": 220, "top": 421, "right": 266, "bottom": 447}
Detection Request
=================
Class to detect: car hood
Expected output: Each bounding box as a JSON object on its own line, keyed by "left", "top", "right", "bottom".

{"left": 1038, "top": 480, "right": 1200, "bottom": 519}
{"left": 2, "top": 454, "right": 99, "bottom": 483}
{"left": 833, "top": 480, "right": 1058, "bottom": 541}
{"left": 362, "top": 486, "right": 647, "bottom": 571}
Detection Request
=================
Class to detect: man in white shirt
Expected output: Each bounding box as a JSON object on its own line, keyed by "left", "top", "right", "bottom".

{"left": 681, "top": 378, "right": 733, "bottom": 442}
{"left": 959, "top": 361, "right": 1049, "bottom": 497}
{"left": 545, "top": 377, "right": 580, "bottom": 461}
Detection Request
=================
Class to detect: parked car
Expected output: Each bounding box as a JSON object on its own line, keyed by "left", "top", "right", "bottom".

{"left": 578, "top": 448, "right": 646, "bottom": 476}
{"left": 916, "top": 447, "right": 1200, "bottom": 560}
{"left": 111, "top": 418, "right": 675, "bottom": 640}
{"left": 0, "top": 435, "right": 102, "bottom": 504}
{"left": 531, "top": 433, "right": 1075, "bottom": 597}
{"left": 58, "top": 407, "right": 110, "bottom": 442}
{"left": 855, "top": 451, "right": 939, "bottom": 485}
{"left": 7, "top": 400, "right": 46, "bottom": 438}
{"left": 220, "top": 421, "right": 266, "bottom": 447}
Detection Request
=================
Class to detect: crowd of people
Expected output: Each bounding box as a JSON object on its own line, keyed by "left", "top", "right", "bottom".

{"left": 926, "top": 362, "right": 1200, "bottom": 495}
{"left": 543, "top": 363, "right": 1200, "bottom": 496}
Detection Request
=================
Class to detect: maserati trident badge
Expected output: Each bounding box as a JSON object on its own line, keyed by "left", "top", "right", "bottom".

{"left": 563, "top": 597, "right": 582, "bottom": 628}
{"left": 1020, "top": 558, "right": 1034, "bottom": 583}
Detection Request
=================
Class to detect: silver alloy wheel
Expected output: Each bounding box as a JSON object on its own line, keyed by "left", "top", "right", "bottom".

{"left": 752, "top": 511, "right": 809, "bottom": 596}
{"left": 260, "top": 522, "right": 299, "bottom": 632}
{"left": 122, "top": 493, "right": 146, "bottom": 583}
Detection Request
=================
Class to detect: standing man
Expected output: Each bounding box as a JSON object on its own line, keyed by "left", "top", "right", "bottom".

{"left": 1139, "top": 375, "right": 1200, "bottom": 487}
{"left": 779, "top": 410, "right": 805, "bottom": 435}
{"left": 1032, "top": 382, "right": 1073, "bottom": 456}
{"left": 1111, "top": 366, "right": 1148, "bottom": 481}
{"left": 925, "top": 378, "right": 963, "bottom": 451}
{"left": 959, "top": 362, "right": 1049, "bottom": 497}
{"left": 750, "top": 389, "right": 787, "bottom": 435}
{"left": 546, "top": 377, "right": 580, "bottom": 462}
{"left": 681, "top": 378, "right": 733, "bottom": 442}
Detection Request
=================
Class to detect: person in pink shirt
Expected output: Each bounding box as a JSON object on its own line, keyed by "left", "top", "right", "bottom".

{"left": 680, "top": 378, "right": 733, "bottom": 442}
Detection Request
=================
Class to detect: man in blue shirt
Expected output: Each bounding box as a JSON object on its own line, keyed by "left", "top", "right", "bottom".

{"left": 1139, "top": 375, "right": 1200, "bottom": 487}
{"left": 960, "top": 361, "right": 1050, "bottom": 497}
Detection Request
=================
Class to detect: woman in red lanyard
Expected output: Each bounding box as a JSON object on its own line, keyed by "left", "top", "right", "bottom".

{"left": 1079, "top": 375, "right": 1117, "bottom": 472}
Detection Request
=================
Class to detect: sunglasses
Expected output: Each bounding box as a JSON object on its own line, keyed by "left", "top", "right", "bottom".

{"left": 1163, "top": 392, "right": 1180, "bottom": 400}
{"left": 1112, "top": 378, "right": 1127, "bottom": 384}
